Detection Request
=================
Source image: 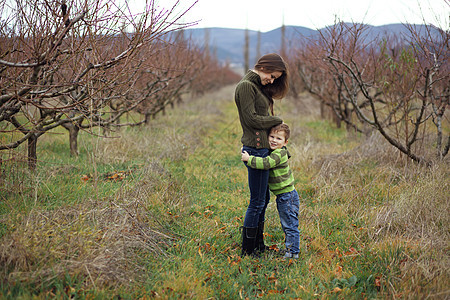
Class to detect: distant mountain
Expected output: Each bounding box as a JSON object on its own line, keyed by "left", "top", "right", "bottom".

{"left": 181, "top": 24, "right": 442, "bottom": 67}
{"left": 183, "top": 26, "right": 317, "bottom": 66}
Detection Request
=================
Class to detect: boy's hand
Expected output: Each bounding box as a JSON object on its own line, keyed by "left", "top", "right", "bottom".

{"left": 241, "top": 150, "right": 250, "bottom": 162}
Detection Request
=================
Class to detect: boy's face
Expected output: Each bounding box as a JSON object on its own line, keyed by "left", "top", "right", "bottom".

{"left": 268, "top": 130, "right": 288, "bottom": 150}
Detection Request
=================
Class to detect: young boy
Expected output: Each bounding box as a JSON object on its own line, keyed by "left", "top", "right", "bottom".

{"left": 241, "top": 123, "right": 300, "bottom": 259}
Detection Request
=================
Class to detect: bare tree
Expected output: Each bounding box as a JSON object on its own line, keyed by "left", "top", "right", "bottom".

{"left": 256, "top": 30, "right": 261, "bottom": 65}
{"left": 405, "top": 23, "right": 449, "bottom": 159}
{"left": 134, "top": 38, "right": 199, "bottom": 123}
{"left": 0, "top": 0, "right": 198, "bottom": 168}
{"left": 294, "top": 36, "right": 347, "bottom": 127}
{"left": 244, "top": 28, "right": 249, "bottom": 72}
{"left": 292, "top": 21, "right": 448, "bottom": 164}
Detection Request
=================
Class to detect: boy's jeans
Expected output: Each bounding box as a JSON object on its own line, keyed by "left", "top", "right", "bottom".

{"left": 242, "top": 146, "right": 270, "bottom": 228}
{"left": 276, "top": 189, "right": 300, "bottom": 254}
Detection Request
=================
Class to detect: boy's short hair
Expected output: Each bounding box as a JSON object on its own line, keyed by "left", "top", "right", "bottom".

{"left": 271, "top": 123, "right": 290, "bottom": 140}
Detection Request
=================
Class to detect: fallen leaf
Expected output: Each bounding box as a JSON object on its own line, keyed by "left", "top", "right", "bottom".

{"left": 335, "top": 265, "right": 343, "bottom": 276}
{"left": 109, "top": 173, "right": 119, "bottom": 180}
{"left": 229, "top": 256, "right": 241, "bottom": 266}
{"left": 217, "top": 226, "right": 226, "bottom": 232}
{"left": 267, "top": 274, "right": 278, "bottom": 286}
{"left": 268, "top": 274, "right": 277, "bottom": 282}
{"left": 204, "top": 243, "right": 211, "bottom": 252}
{"left": 220, "top": 246, "right": 231, "bottom": 254}
{"left": 268, "top": 244, "right": 280, "bottom": 251}
{"left": 375, "top": 277, "right": 381, "bottom": 287}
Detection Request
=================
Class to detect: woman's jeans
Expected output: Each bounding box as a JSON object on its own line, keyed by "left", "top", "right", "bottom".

{"left": 276, "top": 189, "right": 300, "bottom": 254}
{"left": 242, "top": 146, "right": 270, "bottom": 228}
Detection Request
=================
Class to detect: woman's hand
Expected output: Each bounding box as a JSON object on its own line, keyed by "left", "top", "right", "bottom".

{"left": 241, "top": 150, "right": 250, "bottom": 162}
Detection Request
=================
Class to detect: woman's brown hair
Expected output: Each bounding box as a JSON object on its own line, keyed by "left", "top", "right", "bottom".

{"left": 254, "top": 53, "right": 289, "bottom": 100}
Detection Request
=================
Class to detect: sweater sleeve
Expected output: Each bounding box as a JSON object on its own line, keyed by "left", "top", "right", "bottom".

{"left": 247, "top": 149, "right": 288, "bottom": 170}
{"left": 235, "top": 82, "right": 282, "bottom": 130}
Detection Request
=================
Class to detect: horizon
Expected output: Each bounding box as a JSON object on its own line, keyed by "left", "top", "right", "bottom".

{"left": 183, "top": 21, "right": 441, "bottom": 33}
{"left": 179, "top": 0, "right": 449, "bottom": 32}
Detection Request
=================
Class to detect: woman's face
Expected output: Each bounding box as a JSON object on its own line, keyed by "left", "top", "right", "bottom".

{"left": 258, "top": 70, "right": 283, "bottom": 86}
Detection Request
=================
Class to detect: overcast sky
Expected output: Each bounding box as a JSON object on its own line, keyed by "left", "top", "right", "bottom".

{"left": 172, "top": 0, "right": 449, "bottom": 32}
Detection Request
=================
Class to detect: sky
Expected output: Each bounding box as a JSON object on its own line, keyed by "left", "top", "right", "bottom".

{"left": 173, "top": 0, "right": 449, "bottom": 32}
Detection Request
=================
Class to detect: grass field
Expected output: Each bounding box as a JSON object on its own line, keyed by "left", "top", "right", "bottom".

{"left": 1, "top": 85, "right": 448, "bottom": 299}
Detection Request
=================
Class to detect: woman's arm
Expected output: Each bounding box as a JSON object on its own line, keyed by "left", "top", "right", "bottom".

{"left": 235, "top": 82, "right": 282, "bottom": 130}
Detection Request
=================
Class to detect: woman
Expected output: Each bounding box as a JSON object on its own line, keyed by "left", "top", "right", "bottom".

{"left": 235, "top": 53, "right": 289, "bottom": 256}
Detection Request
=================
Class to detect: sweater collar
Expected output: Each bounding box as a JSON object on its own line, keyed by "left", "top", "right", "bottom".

{"left": 243, "top": 70, "right": 262, "bottom": 87}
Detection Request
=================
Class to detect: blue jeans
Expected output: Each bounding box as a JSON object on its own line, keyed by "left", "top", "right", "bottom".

{"left": 242, "top": 146, "right": 270, "bottom": 228}
{"left": 276, "top": 189, "right": 300, "bottom": 254}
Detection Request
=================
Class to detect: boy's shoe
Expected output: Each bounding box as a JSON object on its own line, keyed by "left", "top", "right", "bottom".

{"left": 283, "top": 252, "right": 299, "bottom": 259}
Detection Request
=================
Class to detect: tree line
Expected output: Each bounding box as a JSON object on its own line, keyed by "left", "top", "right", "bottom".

{"left": 0, "top": 0, "right": 240, "bottom": 169}
{"left": 287, "top": 21, "right": 448, "bottom": 165}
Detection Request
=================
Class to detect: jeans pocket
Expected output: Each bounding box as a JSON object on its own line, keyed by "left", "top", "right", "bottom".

{"left": 277, "top": 192, "right": 290, "bottom": 203}
{"left": 277, "top": 191, "right": 297, "bottom": 215}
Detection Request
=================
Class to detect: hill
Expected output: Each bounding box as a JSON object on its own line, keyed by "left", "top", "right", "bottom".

{"left": 182, "top": 24, "right": 440, "bottom": 67}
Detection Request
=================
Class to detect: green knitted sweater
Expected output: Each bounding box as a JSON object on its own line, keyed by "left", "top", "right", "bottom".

{"left": 234, "top": 71, "right": 282, "bottom": 149}
{"left": 246, "top": 147, "right": 295, "bottom": 195}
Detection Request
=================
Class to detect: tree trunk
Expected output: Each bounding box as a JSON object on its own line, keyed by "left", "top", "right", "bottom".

{"left": 28, "top": 133, "right": 38, "bottom": 170}
{"left": 62, "top": 122, "right": 81, "bottom": 156}
{"left": 145, "top": 113, "right": 151, "bottom": 124}
{"left": 320, "top": 102, "right": 326, "bottom": 119}
{"left": 69, "top": 124, "right": 80, "bottom": 156}
{"left": 333, "top": 111, "right": 341, "bottom": 129}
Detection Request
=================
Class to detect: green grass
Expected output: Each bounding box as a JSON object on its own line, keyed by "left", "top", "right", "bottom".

{"left": 1, "top": 87, "right": 448, "bottom": 299}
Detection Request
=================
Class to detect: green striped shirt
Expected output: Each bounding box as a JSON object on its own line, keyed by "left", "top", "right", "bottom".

{"left": 247, "top": 147, "right": 295, "bottom": 195}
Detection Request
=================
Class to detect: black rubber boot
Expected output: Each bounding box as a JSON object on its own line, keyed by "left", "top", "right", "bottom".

{"left": 255, "top": 221, "right": 269, "bottom": 253}
{"left": 241, "top": 226, "right": 258, "bottom": 257}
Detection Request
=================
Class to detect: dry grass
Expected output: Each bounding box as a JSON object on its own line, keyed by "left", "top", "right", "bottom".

{"left": 0, "top": 86, "right": 234, "bottom": 294}
{"left": 295, "top": 128, "right": 449, "bottom": 297}
{"left": 310, "top": 131, "right": 449, "bottom": 245}
{"left": 0, "top": 162, "right": 182, "bottom": 290}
